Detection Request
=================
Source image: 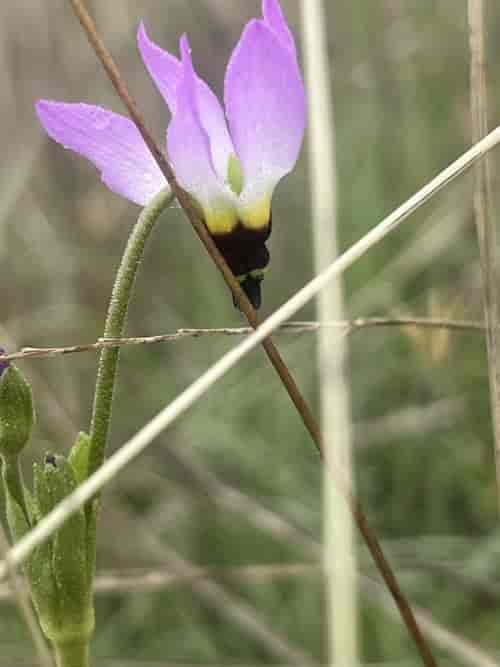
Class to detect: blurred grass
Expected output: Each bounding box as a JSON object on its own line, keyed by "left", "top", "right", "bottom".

{"left": 2, "top": 0, "right": 500, "bottom": 664}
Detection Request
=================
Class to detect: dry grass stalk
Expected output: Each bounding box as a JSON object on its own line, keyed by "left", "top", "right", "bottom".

{"left": 468, "top": 0, "right": 500, "bottom": 507}
{"left": 299, "top": 0, "right": 358, "bottom": 664}
{"left": 0, "top": 317, "right": 489, "bottom": 364}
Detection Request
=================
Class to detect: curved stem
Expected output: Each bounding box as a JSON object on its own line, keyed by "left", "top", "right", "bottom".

{"left": 88, "top": 188, "right": 174, "bottom": 479}
{"left": 2, "top": 455, "right": 29, "bottom": 529}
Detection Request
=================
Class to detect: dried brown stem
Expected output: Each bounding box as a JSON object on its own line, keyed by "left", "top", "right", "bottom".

{"left": 0, "top": 317, "right": 486, "bottom": 364}
{"left": 67, "top": 2, "right": 437, "bottom": 663}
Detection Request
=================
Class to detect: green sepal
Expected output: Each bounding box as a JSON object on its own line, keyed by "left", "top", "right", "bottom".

{"left": 28, "top": 537, "right": 60, "bottom": 640}
{"left": 68, "top": 432, "right": 91, "bottom": 485}
{"left": 44, "top": 455, "right": 94, "bottom": 644}
{"left": 23, "top": 484, "right": 38, "bottom": 526}
{"left": 0, "top": 366, "right": 35, "bottom": 457}
{"left": 33, "top": 461, "right": 54, "bottom": 518}
{"left": 0, "top": 459, "right": 60, "bottom": 638}
{"left": 3, "top": 471, "right": 30, "bottom": 542}
{"left": 31, "top": 456, "right": 94, "bottom": 646}
{"left": 1, "top": 455, "right": 30, "bottom": 543}
{"left": 67, "top": 432, "right": 97, "bottom": 597}
{"left": 29, "top": 462, "right": 60, "bottom": 638}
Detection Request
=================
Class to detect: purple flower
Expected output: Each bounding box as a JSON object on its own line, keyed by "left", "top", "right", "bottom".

{"left": 36, "top": 0, "right": 306, "bottom": 308}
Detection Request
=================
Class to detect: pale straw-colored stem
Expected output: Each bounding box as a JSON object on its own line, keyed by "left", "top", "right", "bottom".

{"left": 468, "top": 0, "right": 500, "bottom": 510}
{"left": 1, "top": 125, "right": 500, "bottom": 581}
{"left": 300, "top": 0, "right": 358, "bottom": 664}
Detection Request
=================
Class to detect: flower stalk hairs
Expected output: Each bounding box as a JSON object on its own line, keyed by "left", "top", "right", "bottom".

{"left": 36, "top": 0, "right": 306, "bottom": 309}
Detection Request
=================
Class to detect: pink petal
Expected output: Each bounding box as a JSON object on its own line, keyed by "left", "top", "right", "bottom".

{"left": 35, "top": 101, "right": 167, "bottom": 206}
{"left": 262, "top": 0, "right": 296, "bottom": 55}
{"left": 138, "top": 23, "right": 234, "bottom": 183}
{"left": 137, "top": 22, "right": 182, "bottom": 113}
{"left": 225, "top": 19, "right": 306, "bottom": 207}
{"left": 167, "top": 36, "right": 236, "bottom": 232}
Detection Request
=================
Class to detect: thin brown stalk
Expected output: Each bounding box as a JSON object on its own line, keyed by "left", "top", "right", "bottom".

{"left": 468, "top": 0, "right": 500, "bottom": 507}
{"left": 0, "top": 317, "right": 487, "bottom": 364}
{"left": 67, "top": 3, "right": 435, "bottom": 663}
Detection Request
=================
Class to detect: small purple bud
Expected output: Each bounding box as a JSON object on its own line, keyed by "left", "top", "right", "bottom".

{"left": 0, "top": 349, "right": 9, "bottom": 379}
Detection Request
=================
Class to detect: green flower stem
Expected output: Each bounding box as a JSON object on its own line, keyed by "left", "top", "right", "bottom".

{"left": 54, "top": 640, "right": 89, "bottom": 667}
{"left": 88, "top": 188, "right": 174, "bottom": 481}
{"left": 2, "top": 454, "right": 29, "bottom": 527}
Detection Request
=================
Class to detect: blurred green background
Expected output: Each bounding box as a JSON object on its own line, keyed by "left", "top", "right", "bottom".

{"left": 1, "top": 0, "right": 500, "bottom": 664}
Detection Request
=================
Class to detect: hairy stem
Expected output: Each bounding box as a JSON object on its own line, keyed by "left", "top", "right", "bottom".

{"left": 88, "top": 188, "right": 174, "bottom": 480}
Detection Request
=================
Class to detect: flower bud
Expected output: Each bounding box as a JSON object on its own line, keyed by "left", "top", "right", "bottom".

{"left": 30, "top": 454, "right": 94, "bottom": 647}
{"left": 0, "top": 360, "right": 35, "bottom": 458}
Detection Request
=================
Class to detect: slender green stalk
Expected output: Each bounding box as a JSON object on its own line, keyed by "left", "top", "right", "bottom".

{"left": 54, "top": 640, "right": 89, "bottom": 667}
{"left": 88, "top": 188, "right": 174, "bottom": 480}
{"left": 2, "top": 455, "right": 29, "bottom": 525}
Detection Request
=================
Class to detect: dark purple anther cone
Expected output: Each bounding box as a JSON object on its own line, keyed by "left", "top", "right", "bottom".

{"left": 0, "top": 348, "right": 9, "bottom": 378}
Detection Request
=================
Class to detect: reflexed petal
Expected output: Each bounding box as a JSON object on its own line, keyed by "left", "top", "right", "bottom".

{"left": 36, "top": 101, "right": 167, "bottom": 206}
{"left": 138, "top": 23, "right": 234, "bottom": 183}
{"left": 167, "top": 36, "right": 237, "bottom": 234}
{"left": 225, "top": 20, "right": 306, "bottom": 225}
{"left": 137, "top": 22, "right": 182, "bottom": 113}
{"left": 262, "top": 0, "right": 296, "bottom": 55}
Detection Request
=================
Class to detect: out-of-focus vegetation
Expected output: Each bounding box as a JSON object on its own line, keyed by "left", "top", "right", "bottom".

{"left": 1, "top": 0, "right": 500, "bottom": 664}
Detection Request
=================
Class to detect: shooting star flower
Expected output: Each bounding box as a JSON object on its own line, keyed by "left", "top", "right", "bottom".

{"left": 36, "top": 0, "right": 306, "bottom": 308}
